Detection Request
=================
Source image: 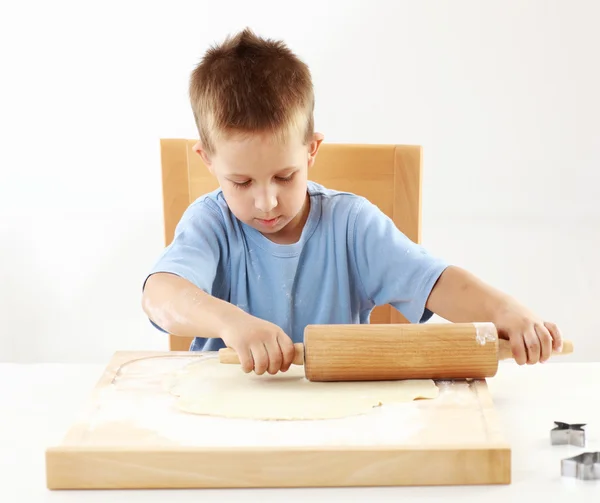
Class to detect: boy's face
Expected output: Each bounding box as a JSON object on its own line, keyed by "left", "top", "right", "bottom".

{"left": 194, "top": 129, "right": 324, "bottom": 244}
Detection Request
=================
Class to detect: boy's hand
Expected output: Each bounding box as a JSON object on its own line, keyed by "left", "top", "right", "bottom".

{"left": 425, "top": 266, "right": 564, "bottom": 365}
{"left": 493, "top": 302, "right": 563, "bottom": 365}
{"left": 219, "top": 313, "right": 296, "bottom": 375}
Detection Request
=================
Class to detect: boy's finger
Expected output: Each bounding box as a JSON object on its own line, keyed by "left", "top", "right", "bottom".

{"left": 510, "top": 334, "right": 528, "bottom": 365}
{"left": 234, "top": 345, "right": 254, "bottom": 373}
{"left": 265, "top": 339, "right": 283, "bottom": 375}
{"left": 523, "top": 328, "right": 541, "bottom": 364}
{"left": 278, "top": 334, "right": 295, "bottom": 372}
{"left": 250, "top": 344, "right": 269, "bottom": 375}
{"left": 544, "top": 321, "right": 563, "bottom": 352}
{"left": 535, "top": 323, "right": 553, "bottom": 363}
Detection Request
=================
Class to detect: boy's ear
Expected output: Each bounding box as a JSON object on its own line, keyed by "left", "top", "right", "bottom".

{"left": 307, "top": 132, "right": 324, "bottom": 168}
{"left": 192, "top": 140, "right": 214, "bottom": 174}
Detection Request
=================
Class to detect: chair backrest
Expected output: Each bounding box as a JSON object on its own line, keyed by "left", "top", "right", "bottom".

{"left": 159, "top": 139, "right": 423, "bottom": 351}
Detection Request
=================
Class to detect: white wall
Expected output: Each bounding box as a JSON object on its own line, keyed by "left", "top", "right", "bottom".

{"left": 1, "top": 0, "right": 598, "bottom": 363}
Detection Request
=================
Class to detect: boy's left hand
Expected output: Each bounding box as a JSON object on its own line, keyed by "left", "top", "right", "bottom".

{"left": 493, "top": 303, "right": 563, "bottom": 365}
{"left": 425, "top": 265, "right": 564, "bottom": 365}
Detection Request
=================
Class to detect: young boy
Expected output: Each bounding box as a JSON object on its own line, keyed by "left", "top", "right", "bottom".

{"left": 142, "top": 28, "right": 563, "bottom": 376}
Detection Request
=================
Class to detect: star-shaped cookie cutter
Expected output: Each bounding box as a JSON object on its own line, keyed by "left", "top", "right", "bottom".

{"left": 561, "top": 452, "right": 600, "bottom": 480}
{"left": 550, "top": 421, "right": 586, "bottom": 447}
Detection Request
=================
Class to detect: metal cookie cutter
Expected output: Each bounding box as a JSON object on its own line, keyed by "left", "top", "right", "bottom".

{"left": 561, "top": 452, "right": 600, "bottom": 480}
{"left": 551, "top": 422, "right": 586, "bottom": 447}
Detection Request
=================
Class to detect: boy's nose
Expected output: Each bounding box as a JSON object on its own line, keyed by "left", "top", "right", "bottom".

{"left": 254, "top": 191, "right": 277, "bottom": 213}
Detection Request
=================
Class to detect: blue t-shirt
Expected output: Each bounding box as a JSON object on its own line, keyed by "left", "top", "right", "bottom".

{"left": 145, "top": 181, "right": 449, "bottom": 351}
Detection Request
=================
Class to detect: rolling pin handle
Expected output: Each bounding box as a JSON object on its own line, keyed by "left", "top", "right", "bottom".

{"left": 219, "top": 343, "right": 305, "bottom": 366}
{"left": 497, "top": 338, "right": 574, "bottom": 360}
{"left": 218, "top": 347, "right": 243, "bottom": 364}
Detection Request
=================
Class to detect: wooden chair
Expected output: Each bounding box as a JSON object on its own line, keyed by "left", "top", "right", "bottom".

{"left": 159, "top": 139, "right": 423, "bottom": 351}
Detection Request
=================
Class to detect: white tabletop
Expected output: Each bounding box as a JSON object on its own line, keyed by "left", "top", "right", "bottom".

{"left": 2, "top": 359, "right": 599, "bottom": 502}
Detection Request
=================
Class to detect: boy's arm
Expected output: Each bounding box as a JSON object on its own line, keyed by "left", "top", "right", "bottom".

{"left": 141, "top": 200, "right": 296, "bottom": 374}
{"left": 425, "top": 265, "right": 563, "bottom": 364}
{"left": 142, "top": 272, "right": 296, "bottom": 374}
{"left": 349, "top": 197, "right": 563, "bottom": 366}
{"left": 142, "top": 272, "right": 244, "bottom": 339}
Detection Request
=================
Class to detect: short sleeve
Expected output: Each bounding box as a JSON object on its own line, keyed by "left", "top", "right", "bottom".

{"left": 143, "top": 199, "right": 229, "bottom": 296}
{"left": 350, "top": 198, "right": 449, "bottom": 323}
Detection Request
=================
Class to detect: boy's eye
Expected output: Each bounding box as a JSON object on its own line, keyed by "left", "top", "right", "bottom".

{"left": 232, "top": 180, "right": 251, "bottom": 187}
{"left": 276, "top": 173, "right": 295, "bottom": 183}
{"left": 231, "top": 173, "right": 295, "bottom": 188}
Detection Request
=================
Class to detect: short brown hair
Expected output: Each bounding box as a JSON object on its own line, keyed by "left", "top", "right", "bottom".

{"left": 189, "top": 28, "right": 315, "bottom": 155}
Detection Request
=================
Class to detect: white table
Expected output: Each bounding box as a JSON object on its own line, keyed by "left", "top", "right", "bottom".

{"left": 2, "top": 360, "right": 599, "bottom": 502}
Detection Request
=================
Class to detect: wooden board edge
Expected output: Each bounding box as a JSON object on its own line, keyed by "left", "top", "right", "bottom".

{"left": 106, "top": 350, "right": 196, "bottom": 362}
{"left": 470, "top": 379, "right": 512, "bottom": 446}
{"left": 45, "top": 444, "right": 511, "bottom": 489}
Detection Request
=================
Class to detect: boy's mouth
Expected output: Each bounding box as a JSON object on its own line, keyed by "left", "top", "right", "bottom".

{"left": 255, "top": 216, "right": 280, "bottom": 228}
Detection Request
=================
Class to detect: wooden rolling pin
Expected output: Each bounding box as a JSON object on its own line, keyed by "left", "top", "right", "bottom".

{"left": 218, "top": 322, "right": 573, "bottom": 382}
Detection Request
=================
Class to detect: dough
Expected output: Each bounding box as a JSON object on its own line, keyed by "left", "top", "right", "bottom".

{"left": 166, "top": 358, "right": 438, "bottom": 420}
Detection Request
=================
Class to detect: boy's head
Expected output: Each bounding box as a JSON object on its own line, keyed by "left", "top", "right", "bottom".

{"left": 189, "top": 28, "right": 323, "bottom": 243}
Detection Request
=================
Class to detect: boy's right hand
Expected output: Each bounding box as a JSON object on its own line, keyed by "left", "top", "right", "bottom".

{"left": 219, "top": 313, "right": 296, "bottom": 375}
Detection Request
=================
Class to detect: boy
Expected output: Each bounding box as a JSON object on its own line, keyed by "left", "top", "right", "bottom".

{"left": 142, "top": 28, "right": 563, "bottom": 376}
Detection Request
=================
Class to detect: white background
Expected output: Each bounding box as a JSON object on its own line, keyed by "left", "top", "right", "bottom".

{"left": 1, "top": 0, "right": 598, "bottom": 364}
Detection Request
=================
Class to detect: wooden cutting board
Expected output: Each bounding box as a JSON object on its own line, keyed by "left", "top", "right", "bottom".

{"left": 45, "top": 351, "right": 511, "bottom": 489}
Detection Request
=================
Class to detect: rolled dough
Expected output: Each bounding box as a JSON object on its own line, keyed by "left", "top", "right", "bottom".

{"left": 166, "top": 357, "right": 438, "bottom": 420}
